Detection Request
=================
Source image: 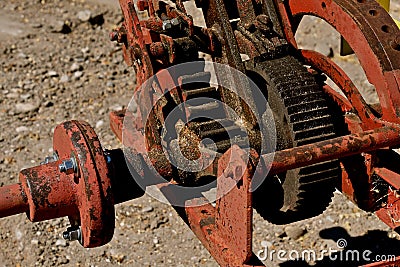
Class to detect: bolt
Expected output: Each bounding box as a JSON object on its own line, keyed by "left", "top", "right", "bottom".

{"left": 104, "top": 151, "right": 112, "bottom": 164}
{"left": 255, "top": 14, "right": 273, "bottom": 33}
{"left": 59, "top": 157, "right": 77, "bottom": 175}
{"left": 40, "top": 152, "right": 59, "bottom": 165}
{"left": 170, "top": 18, "right": 180, "bottom": 26}
{"left": 162, "top": 20, "right": 172, "bottom": 31}
{"left": 62, "top": 226, "right": 82, "bottom": 242}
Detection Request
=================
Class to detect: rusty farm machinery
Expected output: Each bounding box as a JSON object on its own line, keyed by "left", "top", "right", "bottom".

{"left": 1, "top": 0, "right": 400, "bottom": 266}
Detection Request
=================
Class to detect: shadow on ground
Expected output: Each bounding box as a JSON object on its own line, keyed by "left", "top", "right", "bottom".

{"left": 279, "top": 227, "right": 400, "bottom": 267}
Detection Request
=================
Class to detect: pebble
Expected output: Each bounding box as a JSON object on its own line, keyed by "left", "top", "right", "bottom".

{"left": 77, "top": 10, "right": 92, "bottom": 22}
{"left": 81, "top": 47, "right": 90, "bottom": 54}
{"left": 17, "top": 52, "right": 28, "bottom": 59}
{"left": 260, "top": 240, "right": 272, "bottom": 248}
{"left": 48, "top": 70, "right": 58, "bottom": 77}
{"left": 15, "top": 102, "right": 39, "bottom": 114}
{"left": 96, "top": 120, "right": 104, "bottom": 129}
{"left": 141, "top": 206, "right": 154, "bottom": 213}
{"left": 20, "top": 93, "right": 32, "bottom": 100}
{"left": 109, "top": 250, "right": 125, "bottom": 263}
{"left": 51, "top": 21, "right": 71, "bottom": 34}
{"left": 153, "top": 237, "right": 159, "bottom": 244}
{"left": 70, "top": 63, "right": 82, "bottom": 72}
{"left": 284, "top": 225, "right": 306, "bottom": 240}
{"left": 60, "top": 74, "right": 69, "bottom": 83}
{"left": 31, "top": 23, "right": 42, "bottom": 28}
{"left": 6, "top": 93, "right": 19, "bottom": 99}
{"left": 31, "top": 239, "right": 39, "bottom": 245}
{"left": 109, "top": 104, "right": 123, "bottom": 111}
{"left": 55, "top": 239, "right": 67, "bottom": 247}
{"left": 16, "top": 126, "right": 29, "bottom": 133}
{"left": 326, "top": 215, "right": 335, "bottom": 223}
{"left": 74, "top": 71, "right": 83, "bottom": 78}
{"left": 15, "top": 229, "right": 23, "bottom": 240}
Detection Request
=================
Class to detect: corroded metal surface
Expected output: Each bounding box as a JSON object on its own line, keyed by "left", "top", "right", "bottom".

{"left": 0, "top": 183, "right": 27, "bottom": 218}
{"left": 53, "top": 120, "right": 115, "bottom": 248}
{"left": 263, "top": 126, "right": 400, "bottom": 175}
{"left": 185, "top": 145, "right": 263, "bottom": 266}
{"left": 1, "top": 1, "right": 400, "bottom": 267}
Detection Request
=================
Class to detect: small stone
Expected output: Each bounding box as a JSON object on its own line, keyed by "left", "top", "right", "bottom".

{"left": 15, "top": 229, "right": 23, "bottom": 240}
{"left": 6, "top": 93, "right": 19, "bottom": 99}
{"left": 260, "top": 240, "right": 272, "bottom": 248}
{"left": 326, "top": 215, "right": 335, "bottom": 223}
{"left": 31, "top": 239, "right": 39, "bottom": 245}
{"left": 141, "top": 206, "right": 153, "bottom": 213}
{"left": 70, "top": 63, "right": 82, "bottom": 72}
{"left": 31, "top": 23, "right": 42, "bottom": 28}
{"left": 15, "top": 103, "right": 39, "bottom": 114}
{"left": 17, "top": 52, "right": 27, "bottom": 59}
{"left": 81, "top": 47, "right": 90, "bottom": 54}
{"left": 48, "top": 70, "right": 58, "bottom": 77}
{"left": 95, "top": 120, "right": 104, "bottom": 129}
{"left": 20, "top": 93, "right": 32, "bottom": 100}
{"left": 16, "top": 126, "right": 29, "bottom": 133}
{"left": 109, "top": 104, "right": 123, "bottom": 111}
{"left": 284, "top": 225, "right": 306, "bottom": 240}
{"left": 15, "top": 254, "right": 24, "bottom": 261}
{"left": 55, "top": 239, "right": 67, "bottom": 247}
{"left": 74, "top": 71, "right": 83, "bottom": 78}
{"left": 110, "top": 250, "right": 125, "bottom": 263}
{"left": 51, "top": 21, "right": 71, "bottom": 34}
{"left": 60, "top": 75, "right": 69, "bottom": 83}
{"left": 153, "top": 237, "right": 159, "bottom": 244}
{"left": 77, "top": 10, "right": 92, "bottom": 22}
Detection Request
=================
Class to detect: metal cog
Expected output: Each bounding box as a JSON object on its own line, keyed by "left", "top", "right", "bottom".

{"left": 246, "top": 55, "right": 342, "bottom": 224}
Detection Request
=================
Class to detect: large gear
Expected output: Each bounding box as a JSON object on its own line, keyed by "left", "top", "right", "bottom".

{"left": 246, "top": 55, "right": 341, "bottom": 224}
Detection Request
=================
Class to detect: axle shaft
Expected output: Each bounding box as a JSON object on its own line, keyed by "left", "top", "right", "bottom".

{"left": 0, "top": 183, "right": 28, "bottom": 218}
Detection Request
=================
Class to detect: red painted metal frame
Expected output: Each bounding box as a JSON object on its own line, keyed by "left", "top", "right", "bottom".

{"left": 277, "top": 1, "right": 400, "bottom": 265}
{"left": 280, "top": 0, "right": 400, "bottom": 122}
{"left": 0, "top": 121, "right": 115, "bottom": 248}
{"left": 184, "top": 146, "right": 263, "bottom": 266}
{"left": 53, "top": 120, "right": 115, "bottom": 248}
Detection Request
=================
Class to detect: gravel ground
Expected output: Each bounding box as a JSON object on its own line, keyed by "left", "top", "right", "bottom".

{"left": 0, "top": 0, "right": 399, "bottom": 266}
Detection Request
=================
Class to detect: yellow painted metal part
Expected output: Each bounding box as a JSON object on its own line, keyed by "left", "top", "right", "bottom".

{"left": 340, "top": 0, "right": 399, "bottom": 56}
{"left": 376, "top": 0, "right": 390, "bottom": 11}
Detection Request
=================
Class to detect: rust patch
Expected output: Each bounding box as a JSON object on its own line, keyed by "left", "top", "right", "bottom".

{"left": 199, "top": 216, "right": 215, "bottom": 227}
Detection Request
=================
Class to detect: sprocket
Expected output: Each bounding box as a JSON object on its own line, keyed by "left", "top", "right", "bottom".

{"left": 246, "top": 55, "right": 342, "bottom": 224}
